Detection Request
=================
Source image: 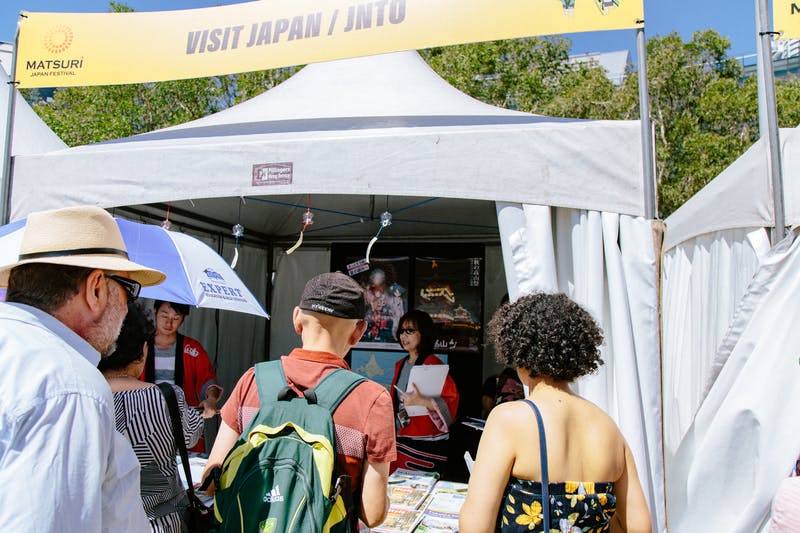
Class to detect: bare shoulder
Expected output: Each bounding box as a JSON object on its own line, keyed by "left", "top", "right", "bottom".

{"left": 486, "top": 400, "right": 531, "bottom": 428}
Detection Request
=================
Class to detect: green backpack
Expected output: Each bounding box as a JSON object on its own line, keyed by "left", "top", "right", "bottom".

{"left": 213, "top": 360, "right": 365, "bottom": 533}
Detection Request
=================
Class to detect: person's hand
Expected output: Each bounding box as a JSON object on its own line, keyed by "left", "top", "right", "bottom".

{"left": 198, "top": 400, "right": 219, "bottom": 419}
{"left": 400, "top": 384, "right": 432, "bottom": 409}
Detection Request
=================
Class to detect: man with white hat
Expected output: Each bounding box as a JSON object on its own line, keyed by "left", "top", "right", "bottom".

{"left": 0, "top": 205, "right": 165, "bottom": 532}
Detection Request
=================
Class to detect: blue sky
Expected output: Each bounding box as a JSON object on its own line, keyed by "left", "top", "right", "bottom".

{"left": 0, "top": 0, "right": 762, "bottom": 60}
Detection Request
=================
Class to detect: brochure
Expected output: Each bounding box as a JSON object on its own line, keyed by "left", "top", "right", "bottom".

{"left": 371, "top": 506, "right": 426, "bottom": 533}
{"left": 404, "top": 365, "right": 449, "bottom": 416}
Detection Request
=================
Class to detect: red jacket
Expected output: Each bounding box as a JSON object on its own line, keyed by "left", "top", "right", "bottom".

{"left": 390, "top": 354, "right": 459, "bottom": 439}
{"left": 144, "top": 334, "right": 218, "bottom": 407}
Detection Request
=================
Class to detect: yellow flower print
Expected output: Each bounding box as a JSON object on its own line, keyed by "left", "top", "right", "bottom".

{"left": 583, "top": 482, "right": 595, "bottom": 493}
{"left": 598, "top": 493, "right": 608, "bottom": 506}
{"left": 514, "top": 500, "right": 543, "bottom": 529}
{"left": 565, "top": 481, "right": 579, "bottom": 494}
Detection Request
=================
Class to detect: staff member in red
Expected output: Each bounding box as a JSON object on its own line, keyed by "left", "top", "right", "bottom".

{"left": 390, "top": 310, "right": 459, "bottom": 475}
{"left": 144, "top": 300, "right": 222, "bottom": 452}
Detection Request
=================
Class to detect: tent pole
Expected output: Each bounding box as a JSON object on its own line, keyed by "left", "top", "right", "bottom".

{"left": 756, "top": 0, "right": 786, "bottom": 245}
{"left": 1, "top": 24, "right": 21, "bottom": 224}
{"left": 636, "top": 26, "right": 657, "bottom": 220}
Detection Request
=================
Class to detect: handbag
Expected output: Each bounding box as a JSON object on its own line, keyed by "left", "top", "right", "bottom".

{"left": 157, "top": 383, "right": 215, "bottom": 533}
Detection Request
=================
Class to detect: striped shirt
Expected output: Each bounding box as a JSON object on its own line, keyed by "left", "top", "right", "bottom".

{"left": 153, "top": 343, "right": 176, "bottom": 385}
{"left": 113, "top": 384, "right": 203, "bottom": 533}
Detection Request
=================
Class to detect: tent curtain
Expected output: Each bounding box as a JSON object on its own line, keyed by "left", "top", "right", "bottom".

{"left": 268, "top": 248, "right": 332, "bottom": 360}
{"left": 660, "top": 228, "right": 770, "bottom": 463}
{"left": 496, "top": 202, "right": 665, "bottom": 533}
{"left": 667, "top": 229, "right": 800, "bottom": 532}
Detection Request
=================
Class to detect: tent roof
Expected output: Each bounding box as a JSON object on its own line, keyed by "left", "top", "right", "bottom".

{"left": 10, "top": 51, "right": 646, "bottom": 232}
{"left": 0, "top": 44, "right": 67, "bottom": 157}
{"left": 664, "top": 128, "right": 800, "bottom": 251}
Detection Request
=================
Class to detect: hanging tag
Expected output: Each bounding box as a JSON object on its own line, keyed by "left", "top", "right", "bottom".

{"left": 230, "top": 247, "right": 239, "bottom": 268}
{"left": 286, "top": 231, "right": 304, "bottom": 255}
{"left": 365, "top": 236, "right": 379, "bottom": 264}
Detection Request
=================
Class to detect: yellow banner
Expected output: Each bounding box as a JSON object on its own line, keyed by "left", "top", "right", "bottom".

{"left": 775, "top": 0, "right": 800, "bottom": 39}
{"left": 15, "top": 0, "right": 643, "bottom": 88}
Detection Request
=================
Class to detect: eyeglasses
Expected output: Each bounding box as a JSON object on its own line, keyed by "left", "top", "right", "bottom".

{"left": 107, "top": 274, "right": 141, "bottom": 303}
{"left": 399, "top": 328, "right": 418, "bottom": 335}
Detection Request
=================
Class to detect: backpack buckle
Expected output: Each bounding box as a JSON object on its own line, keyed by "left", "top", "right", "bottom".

{"left": 330, "top": 476, "right": 344, "bottom": 502}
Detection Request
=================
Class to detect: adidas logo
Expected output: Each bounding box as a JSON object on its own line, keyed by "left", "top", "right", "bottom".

{"left": 263, "top": 485, "right": 284, "bottom": 503}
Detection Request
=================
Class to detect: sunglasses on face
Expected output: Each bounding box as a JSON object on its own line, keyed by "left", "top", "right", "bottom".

{"left": 399, "top": 328, "right": 418, "bottom": 335}
{"left": 107, "top": 274, "right": 141, "bottom": 302}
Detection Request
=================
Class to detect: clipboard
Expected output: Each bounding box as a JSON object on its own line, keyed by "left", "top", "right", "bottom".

{"left": 404, "top": 364, "right": 449, "bottom": 416}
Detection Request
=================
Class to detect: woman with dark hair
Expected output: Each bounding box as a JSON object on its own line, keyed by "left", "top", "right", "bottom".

{"left": 459, "top": 293, "right": 651, "bottom": 533}
{"left": 389, "top": 309, "right": 459, "bottom": 474}
{"left": 99, "top": 303, "right": 215, "bottom": 533}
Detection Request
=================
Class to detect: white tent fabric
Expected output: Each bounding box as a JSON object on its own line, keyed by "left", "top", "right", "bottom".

{"left": 664, "top": 129, "right": 800, "bottom": 251}
{"left": 9, "top": 51, "right": 645, "bottom": 221}
{"left": 497, "top": 202, "right": 665, "bottom": 533}
{"left": 0, "top": 62, "right": 66, "bottom": 158}
{"left": 667, "top": 230, "right": 800, "bottom": 532}
{"left": 661, "top": 227, "right": 771, "bottom": 459}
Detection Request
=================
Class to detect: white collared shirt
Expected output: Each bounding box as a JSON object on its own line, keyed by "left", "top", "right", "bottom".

{"left": 0, "top": 302, "right": 149, "bottom": 532}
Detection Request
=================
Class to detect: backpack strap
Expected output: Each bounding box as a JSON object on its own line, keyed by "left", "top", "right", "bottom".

{"left": 254, "top": 360, "right": 291, "bottom": 404}
{"left": 521, "top": 399, "right": 550, "bottom": 530}
{"left": 310, "top": 368, "right": 366, "bottom": 414}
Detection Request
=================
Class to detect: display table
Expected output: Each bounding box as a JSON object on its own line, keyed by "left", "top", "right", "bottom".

{"left": 368, "top": 469, "right": 467, "bottom": 533}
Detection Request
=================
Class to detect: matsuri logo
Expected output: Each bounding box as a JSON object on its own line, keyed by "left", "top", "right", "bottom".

{"left": 44, "top": 25, "right": 74, "bottom": 54}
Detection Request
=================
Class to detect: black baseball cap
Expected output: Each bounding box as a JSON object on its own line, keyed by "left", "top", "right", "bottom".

{"left": 299, "top": 272, "right": 366, "bottom": 320}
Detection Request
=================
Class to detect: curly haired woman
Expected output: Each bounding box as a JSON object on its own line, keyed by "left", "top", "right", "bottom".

{"left": 459, "top": 293, "right": 651, "bottom": 533}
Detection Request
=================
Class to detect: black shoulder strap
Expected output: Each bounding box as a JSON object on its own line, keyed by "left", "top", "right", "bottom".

{"left": 157, "top": 383, "right": 197, "bottom": 501}
{"left": 145, "top": 339, "right": 155, "bottom": 383}
{"left": 522, "top": 399, "right": 549, "bottom": 528}
{"left": 174, "top": 334, "right": 185, "bottom": 389}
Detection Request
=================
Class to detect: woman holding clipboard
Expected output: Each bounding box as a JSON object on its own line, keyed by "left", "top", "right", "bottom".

{"left": 390, "top": 310, "right": 460, "bottom": 475}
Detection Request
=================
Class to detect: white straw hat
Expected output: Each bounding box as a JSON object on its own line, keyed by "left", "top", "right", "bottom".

{"left": 0, "top": 205, "right": 165, "bottom": 287}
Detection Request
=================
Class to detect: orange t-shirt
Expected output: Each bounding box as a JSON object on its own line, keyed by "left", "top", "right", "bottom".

{"left": 220, "top": 349, "right": 396, "bottom": 499}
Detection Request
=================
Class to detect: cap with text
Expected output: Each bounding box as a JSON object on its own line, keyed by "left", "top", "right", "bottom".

{"left": 299, "top": 272, "right": 366, "bottom": 320}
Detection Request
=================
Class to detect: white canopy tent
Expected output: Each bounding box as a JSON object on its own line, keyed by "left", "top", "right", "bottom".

{"left": 0, "top": 43, "right": 66, "bottom": 158}
{"left": 7, "top": 51, "right": 664, "bottom": 530}
{"left": 662, "top": 128, "right": 800, "bottom": 531}
{"left": 9, "top": 52, "right": 646, "bottom": 220}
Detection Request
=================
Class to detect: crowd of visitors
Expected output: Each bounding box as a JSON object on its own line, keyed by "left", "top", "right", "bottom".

{"left": 0, "top": 205, "right": 661, "bottom": 532}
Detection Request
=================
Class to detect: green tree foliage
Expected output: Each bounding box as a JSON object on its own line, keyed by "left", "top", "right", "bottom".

{"left": 422, "top": 31, "right": 799, "bottom": 217}
{"left": 19, "top": 11, "right": 800, "bottom": 217}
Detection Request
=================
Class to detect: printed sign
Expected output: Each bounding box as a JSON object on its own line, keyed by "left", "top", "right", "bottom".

{"left": 15, "top": 0, "right": 643, "bottom": 88}
{"left": 775, "top": 0, "right": 800, "bottom": 39}
{"left": 252, "top": 163, "right": 293, "bottom": 186}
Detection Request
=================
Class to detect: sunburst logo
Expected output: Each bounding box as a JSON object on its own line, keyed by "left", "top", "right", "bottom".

{"left": 43, "top": 25, "right": 73, "bottom": 54}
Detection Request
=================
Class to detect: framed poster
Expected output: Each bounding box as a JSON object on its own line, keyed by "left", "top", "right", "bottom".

{"left": 350, "top": 349, "right": 449, "bottom": 393}
{"left": 345, "top": 256, "right": 410, "bottom": 349}
{"left": 415, "top": 257, "right": 482, "bottom": 353}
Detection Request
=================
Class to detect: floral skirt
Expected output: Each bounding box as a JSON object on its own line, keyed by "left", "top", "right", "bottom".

{"left": 499, "top": 478, "right": 616, "bottom": 533}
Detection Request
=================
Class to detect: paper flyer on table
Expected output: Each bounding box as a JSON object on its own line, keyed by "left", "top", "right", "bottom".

{"left": 404, "top": 364, "right": 449, "bottom": 416}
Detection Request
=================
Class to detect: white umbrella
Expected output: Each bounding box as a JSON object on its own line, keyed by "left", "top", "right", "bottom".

{"left": 0, "top": 217, "right": 268, "bottom": 318}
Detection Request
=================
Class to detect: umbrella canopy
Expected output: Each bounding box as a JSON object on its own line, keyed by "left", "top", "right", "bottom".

{"left": 0, "top": 217, "right": 268, "bottom": 318}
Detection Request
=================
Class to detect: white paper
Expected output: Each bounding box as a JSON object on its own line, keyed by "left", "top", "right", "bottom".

{"left": 404, "top": 364, "right": 449, "bottom": 416}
